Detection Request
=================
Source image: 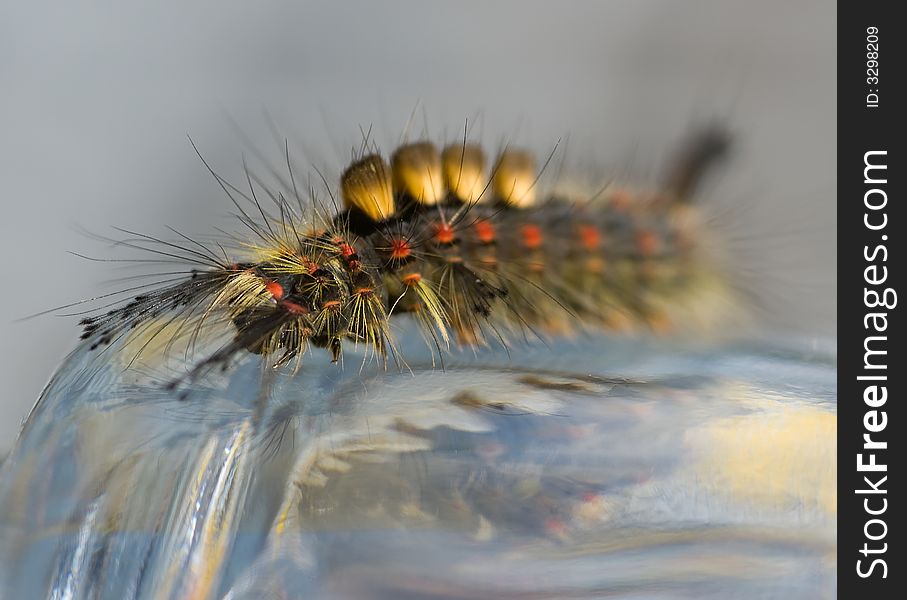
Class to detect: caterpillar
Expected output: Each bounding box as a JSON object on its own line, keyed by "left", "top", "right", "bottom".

{"left": 76, "top": 125, "right": 734, "bottom": 392}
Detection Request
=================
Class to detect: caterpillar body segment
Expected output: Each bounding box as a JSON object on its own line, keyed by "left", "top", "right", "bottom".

{"left": 79, "top": 128, "right": 733, "bottom": 388}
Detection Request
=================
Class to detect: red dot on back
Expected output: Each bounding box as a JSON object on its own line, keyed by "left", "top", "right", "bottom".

{"left": 434, "top": 222, "right": 456, "bottom": 244}
{"left": 637, "top": 230, "right": 660, "bottom": 256}
{"left": 280, "top": 300, "right": 308, "bottom": 315}
{"left": 402, "top": 273, "right": 422, "bottom": 286}
{"left": 265, "top": 281, "right": 285, "bottom": 300}
{"left": 521, "top": 224, "right": 543, "bottom": 250}
{"left": 390, "top": 238, "right": 411, "bottom": 259}
{"left": 474, "top": 219, "right": 496, "bottom": 244}
{"left": 578, "top": 225, "right": 601, "bottom": 250}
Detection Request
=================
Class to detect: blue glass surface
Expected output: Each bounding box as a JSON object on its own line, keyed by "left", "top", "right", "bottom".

{"left": 0, "top": 330, "right": 836, "bottom": 599}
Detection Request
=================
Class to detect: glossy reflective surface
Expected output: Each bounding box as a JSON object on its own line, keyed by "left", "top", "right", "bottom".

{"left": 0, "top": 333, "right": 835, "bottom": 599}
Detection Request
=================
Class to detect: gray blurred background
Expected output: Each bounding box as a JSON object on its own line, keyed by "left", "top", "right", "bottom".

{"left": 0, "top": 0, "right": 835, "bottom": 453}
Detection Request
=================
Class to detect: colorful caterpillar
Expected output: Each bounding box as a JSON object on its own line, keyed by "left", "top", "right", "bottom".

{"left": 78, "top": 126, "right": 734, "bottom": 388}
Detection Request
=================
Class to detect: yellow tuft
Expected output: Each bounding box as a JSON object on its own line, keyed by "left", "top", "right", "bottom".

{"left": 492, "top": 149, "right": 536, "bottom": 207}
{"left": 411, "top": 278, "right": 451, "bottom": 347}
{"left": 392, "top": 142, "right": 444, "bottom": 205}
{"left": 213, "top": 270, "right": 271, "bottom": 315}
{"left": 344, "top": 290, "right": 391, "bottom": 359}
{"left": 341, "top": 154, "right": 395, "bottom": 221}
{"left": 441, "top": 143, "right": 487, "bottom": 204}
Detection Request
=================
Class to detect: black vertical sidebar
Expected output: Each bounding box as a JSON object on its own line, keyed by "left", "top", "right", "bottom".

{"left": 839, "top": 1, "right": 903, "bottom": 597}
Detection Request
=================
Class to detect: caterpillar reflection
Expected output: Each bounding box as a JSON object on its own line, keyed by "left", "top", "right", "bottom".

{"left": 78, "top": 126, "right": 733, "bottom": 390}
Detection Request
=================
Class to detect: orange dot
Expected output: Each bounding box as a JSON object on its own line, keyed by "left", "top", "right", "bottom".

{"left": 401, "top": 273, "right": 422, "bottom": 286}
{"left": 474, "top": 219, "right": 496, "bottom": 244}
{"left": 280, "top": 300, "right": 308, "bottom": 315}
{"left": 521, "top": 224, "right": 543, "bottom": 250}
{"left": 265, "top": 281, "right": 284, "bottom": 300}
{"left": 434, "top": 222, "right": 456, "bottom": 244}
{"left": 636, "top": 230, "right": 660, "bottom": 256}
{"left": 338, "top": 242, "right": 356, "bottom": 258}
{"left": 390, "top": 237, "right": 411, "bottom": 259}
{"left": 578, "top": 224, "right": 600, "bottom": 250}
